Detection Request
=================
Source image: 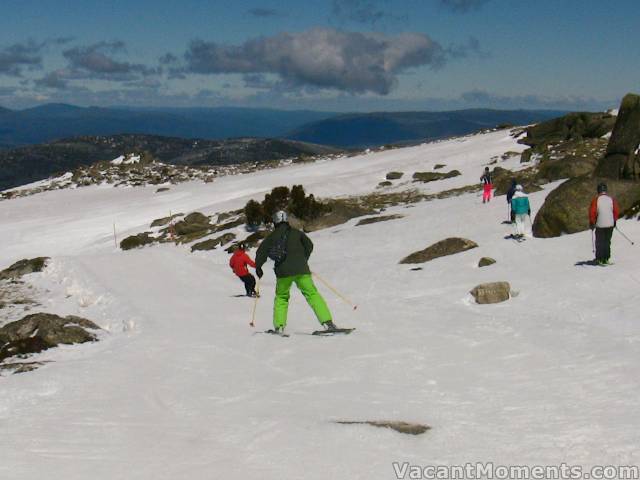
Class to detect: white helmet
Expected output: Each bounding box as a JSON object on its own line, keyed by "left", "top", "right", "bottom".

{"left": 515, "top": 184, "right": 523, "bottom": 192}
{"left": 272, "top": 210, "right": 288, "bottom": 224}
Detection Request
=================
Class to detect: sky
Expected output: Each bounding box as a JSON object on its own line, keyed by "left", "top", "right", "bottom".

{"left": 0, "top": 0, "right": 638, "bottom": 112}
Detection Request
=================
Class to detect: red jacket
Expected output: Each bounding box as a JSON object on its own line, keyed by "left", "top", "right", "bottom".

{"left": 589, "top": 193, "right": 619, "bottom": 228}
{"left": 229, "top": 250, "right": 256, "bottom": 277}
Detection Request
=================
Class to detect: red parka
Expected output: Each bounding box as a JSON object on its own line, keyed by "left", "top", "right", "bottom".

{"left": 229, "top": 249, "right": 256, "bottom": 277}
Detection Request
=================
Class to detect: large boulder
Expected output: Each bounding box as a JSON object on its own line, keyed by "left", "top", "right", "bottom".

{"left": 303, "top": 200, "right": 373, "bottom": 232}
{"left": 0, "top": 257, "right": 49, "bottom": 281}
{"left": 595, "top": 93, "right": 640, "bottom": 179}
{"left": 400, "top": 238, "right": 478, "bottom": 264}
{"left": 470, "top": 282, "right": 511, "bottom": 304}
{"left": 532, "top": 177, "right": 640, "bottom": 237}
{"left": 492, "top": 166, "right": 544, "bottom": 196}
{"left": 0, "top": 313, "right": 100, "bottom": 362}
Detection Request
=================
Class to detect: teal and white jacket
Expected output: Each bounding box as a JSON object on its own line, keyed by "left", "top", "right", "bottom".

{"left": 511, "top": 191, "right": 531, "bottom": 215}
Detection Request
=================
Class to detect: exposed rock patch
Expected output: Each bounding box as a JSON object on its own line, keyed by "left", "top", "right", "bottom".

{"left": 150, "top": 213, "right": 183, "bottom": 228}
{"left": 356, "top": 214, "right": 404, "bottom": 226}
{"left": 191, "top": 232, "right": 236, "bottom": 252}
{"left": 335, "top": 420, "right": 430, "bottom": 435}
{"left": 400, "top": 238, "right": 478, "bottom": 264}
{"left": 120, "top": 232, "right": 155, "bottom": 250}
{"left": 412, "top": 170, "right": 461, "bottom": 183}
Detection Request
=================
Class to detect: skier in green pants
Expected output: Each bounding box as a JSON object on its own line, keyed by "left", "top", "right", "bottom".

{"left": 255, "top": 210, "right": 338, "bottom": 334}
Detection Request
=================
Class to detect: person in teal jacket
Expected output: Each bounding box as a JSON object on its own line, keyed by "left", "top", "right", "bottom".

{"left": 510, "top": 185, "right": 531, "bottom": 239}
{"left": 255, "top": 210, "right": 337, "bottom": 334}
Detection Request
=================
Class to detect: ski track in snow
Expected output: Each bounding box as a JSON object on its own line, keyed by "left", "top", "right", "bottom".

{"left": 0, "top": 130, "right": 638, "bottom": 479}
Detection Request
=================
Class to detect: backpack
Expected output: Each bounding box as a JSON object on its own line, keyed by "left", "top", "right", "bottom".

{"left": 267, "top": 226, "right": 290, "bottom": 266}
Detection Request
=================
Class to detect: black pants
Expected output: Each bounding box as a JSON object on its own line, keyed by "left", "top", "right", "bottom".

{"left": 239, "top": 274, "right": 256, "bottom": 296}
{"left": 595, "top": 227, "right": 614, "bottom": 261}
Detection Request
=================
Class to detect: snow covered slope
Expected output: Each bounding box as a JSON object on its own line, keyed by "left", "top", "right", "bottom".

{"left": 0, "top": 130, "right": 638, "bottom": 479}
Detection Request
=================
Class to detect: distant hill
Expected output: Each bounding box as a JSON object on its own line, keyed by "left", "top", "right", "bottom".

{"left": 0, "top": 104, "right": 336, "bottom": 148}
{"left": 0, "top": 134, "right": 341, "bottom": 191}
{"left": 286, "top": 109, "right": 567, "bottom": 148}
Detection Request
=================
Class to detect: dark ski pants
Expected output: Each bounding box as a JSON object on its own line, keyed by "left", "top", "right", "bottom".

{"left": 239, "top": 274, "right": 256, "bottom": 296}
{"left": 595, "top": 227, "right": 614, "bottom": 262}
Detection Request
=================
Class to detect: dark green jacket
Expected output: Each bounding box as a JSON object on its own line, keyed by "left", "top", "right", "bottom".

{"left": 256, "top": 223, "right": 313, "bottom": 278}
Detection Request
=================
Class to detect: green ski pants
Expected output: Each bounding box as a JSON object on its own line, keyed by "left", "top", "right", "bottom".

{"left": 274, "top": 274, "right": 332, "bottom": 329}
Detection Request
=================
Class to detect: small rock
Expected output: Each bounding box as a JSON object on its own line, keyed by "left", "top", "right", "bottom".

{"left": 385, "top": 171, "right": 404, "bottom": 180}
{"left": 470, "top": 282, "right": 511, "bottom": 304}
{"left": 478, "top": 257, "right": 496, "bottom": 267}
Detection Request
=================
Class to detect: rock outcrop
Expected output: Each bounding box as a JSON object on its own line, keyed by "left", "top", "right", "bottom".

{"left": 0, "top": 313, "right": 100, "bottom": 362}
{"left": 0, "top": 257, "right": 49, "bottom": 280}
{"left": 595, "top": 93, "right": 640, "bottom": 179}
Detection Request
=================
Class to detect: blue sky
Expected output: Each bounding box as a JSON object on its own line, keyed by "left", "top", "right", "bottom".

{"left": 0, "top": 0, "right": 638, "bottom": 111}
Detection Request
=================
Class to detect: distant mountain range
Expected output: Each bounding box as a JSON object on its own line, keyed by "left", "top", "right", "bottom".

{"left": 287, "top": 109, "right": 566, "bottom": 148}
{"left": 0, "top": 104, "right": 565, "bottom": 150}
{"left": 0, "top": 104, "right": 336, "bottom": 149}
{"left": 0, "top": 134, "right": 341, "bottom": 191}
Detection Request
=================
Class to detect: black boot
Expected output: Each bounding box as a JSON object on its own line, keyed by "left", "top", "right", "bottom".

{"left": 323, "top": 320, "right": 338, "bottom": 331}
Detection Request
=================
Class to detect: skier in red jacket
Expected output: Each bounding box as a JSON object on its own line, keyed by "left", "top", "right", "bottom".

{"left": 589, "top": 182, "right": 620, "bottom": 265}
{"left": 229, "top": 243, "right": 258, "bottom": 297}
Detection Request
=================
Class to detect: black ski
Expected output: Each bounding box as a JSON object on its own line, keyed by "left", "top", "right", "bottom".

{"left": 312, "top": 327, "right": 355, "bottom": 336}
{"left": 263, "top": 329, "right": 290, "bottom": 337}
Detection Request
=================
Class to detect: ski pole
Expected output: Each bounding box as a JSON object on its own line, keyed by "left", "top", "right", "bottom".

{"left": 312, "top": 271, "right": 357, "bottom": 311}
{"left": 591, "top": 229, "right": 595, "bottom": 254}
{"left": 615, "top": 226, "right": 635, "bottom": 245}
{"left": 250, "top": 280, "right": 260, "bottom": 327}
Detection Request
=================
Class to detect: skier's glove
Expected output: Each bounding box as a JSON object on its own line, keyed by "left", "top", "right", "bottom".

{"left": 589, "top": 224, "right": 595, "bottom": 230}
{"left": 256, "top": 266, "right": 263, "bottom": 278}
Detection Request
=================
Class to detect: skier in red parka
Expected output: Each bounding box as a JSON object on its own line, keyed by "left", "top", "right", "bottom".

{"left": 229, "top": 243, "right": 258, "bottom": 297}
{"left": 589, "top": 182, "right": 620, "bottom": 265}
